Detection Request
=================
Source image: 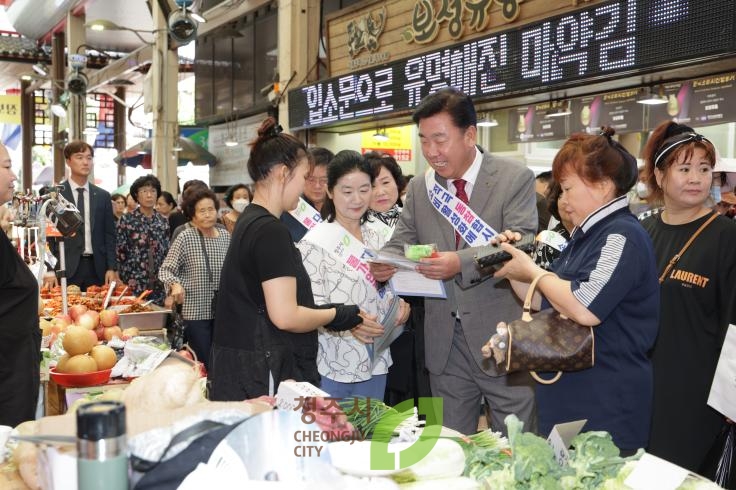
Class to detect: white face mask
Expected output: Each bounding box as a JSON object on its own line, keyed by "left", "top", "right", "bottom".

{"left": 232, "top": 199, "right": 249, "bottom": 213}
{"left": 635, "top": 181, "right": 650, "bottom": 199}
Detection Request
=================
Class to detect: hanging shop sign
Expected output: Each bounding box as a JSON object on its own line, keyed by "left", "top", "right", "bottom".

{"left": 292, "top": 0, "right": 736, "bottom": 131}
{"left": 648, "top": 75, "right": 736, "bottom": 129}
{"left": 208, "top": 114, "right": 264, "bottom": 186}
{"left": 328, "top": 0, "right": 567, "bottom": 77}
{"left": 360, "top": 126, "right": 414, "bottom": 161}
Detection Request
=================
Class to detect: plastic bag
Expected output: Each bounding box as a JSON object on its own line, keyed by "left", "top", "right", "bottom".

{"left": 699, "top": 422, "right": 735, "bottom": 489}
{"left": 167, "top": 304, "right": 186, "bottom": 351}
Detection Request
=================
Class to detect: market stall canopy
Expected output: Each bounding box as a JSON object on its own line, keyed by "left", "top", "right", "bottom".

{"left": 114, "top": 137, "right": 218, "bottom": 169}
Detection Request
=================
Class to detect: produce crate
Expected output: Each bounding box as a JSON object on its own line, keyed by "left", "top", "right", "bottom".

{"left": 111, "top": 305, "right": 170, "bottom": 331}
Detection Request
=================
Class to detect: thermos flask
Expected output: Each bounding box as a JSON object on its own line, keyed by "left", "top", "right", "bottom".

{"left": 77, "top": 400, "right": 128, "bottom": 490}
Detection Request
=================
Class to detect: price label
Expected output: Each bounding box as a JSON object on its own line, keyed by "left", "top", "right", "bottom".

{"left": 546, "top": 419, "right": 587, "bottom": 465}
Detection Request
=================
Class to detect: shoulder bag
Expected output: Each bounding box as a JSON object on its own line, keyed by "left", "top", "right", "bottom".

{"left": 489, "top": 272, "right": 594, "bottom": 385}
{"left": 658, "top": 211, "right": 718, "bottom": 284}
{"left": 196, "top": 229, "right": 218, "bottom": 318}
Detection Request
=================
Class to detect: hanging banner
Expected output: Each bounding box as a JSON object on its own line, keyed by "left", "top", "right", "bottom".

{"left": 507, "top": 103, "right": 568, "bottom": 143}
{"left": 0, "top": 95, "right": 21, "bottom": 124}
{"left": 569, "top": 89, "right": 645, "bottom": 135}
{"left": 648, "top": 75, "right": 736, "bottom": 129}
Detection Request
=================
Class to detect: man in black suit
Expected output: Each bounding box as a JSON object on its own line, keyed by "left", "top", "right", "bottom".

{"left": 44, "top": 141, "right": 117, "bottom": 289}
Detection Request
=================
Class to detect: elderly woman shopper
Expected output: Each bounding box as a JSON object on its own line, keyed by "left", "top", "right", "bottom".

{"left": 641, "top": 121, "right": 736, "bottom": 474}
{"left": 298, "top": 150, "right": 410, "bottom": 399}
{"left": 487, "top": 128, "right": 660, "bottom": 454}
{"left": 209, "top": 118, "right": 380, "bottom": 401}
{"left": 116, "top": 175, "right": 170, "bottom": 305}
{"left": 159, "top": 186, "right": 230, "bottom": 368}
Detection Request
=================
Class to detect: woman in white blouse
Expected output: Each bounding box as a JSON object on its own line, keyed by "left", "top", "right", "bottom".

{"left": 298, "top": 150, "right": 411, "bottom": 399}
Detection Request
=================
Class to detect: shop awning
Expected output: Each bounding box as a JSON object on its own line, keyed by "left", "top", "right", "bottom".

{"left": 114, "top": 137, "right": 218, "bottom": 169}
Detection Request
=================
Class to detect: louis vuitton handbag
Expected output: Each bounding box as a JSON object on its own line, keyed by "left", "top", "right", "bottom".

{"left": 486, "top": 272, "right": 594, "bottom": 384}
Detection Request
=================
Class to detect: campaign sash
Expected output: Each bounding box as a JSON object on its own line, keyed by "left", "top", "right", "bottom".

{"left": 302, "top": 222, "right": 400, "bottom": 361}
{"left": 365, "top": 216, "right": 395, "bottom": 242}
{"left": 424, "top": 170, "right": 498, "bottom": 247}
{"left": 302, "top": 222, "right": 379, "bottom": 290}
{"left": 288, "top": 197, "right": 322, "bottom": 230}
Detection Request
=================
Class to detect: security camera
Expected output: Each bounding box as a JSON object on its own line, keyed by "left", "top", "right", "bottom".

{"left": 66, "top": 69, "right": 88, "bottom": 95}
{"left": 168, "top": 7, "right": 198, "bottom": 44}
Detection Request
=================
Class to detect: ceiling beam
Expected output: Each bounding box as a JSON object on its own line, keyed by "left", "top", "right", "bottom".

{"left": 85, "top": 44, "right": 153, "bottom": 92}
{"left": 197, "top": 0, "right": 272, "bottom": 37}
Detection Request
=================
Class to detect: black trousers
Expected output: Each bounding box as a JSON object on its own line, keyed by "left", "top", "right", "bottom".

{"left": 67, "top": 256, "right": 103, "bottom": 290}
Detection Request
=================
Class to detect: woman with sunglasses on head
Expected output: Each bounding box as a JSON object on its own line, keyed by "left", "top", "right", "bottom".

{"left": 640, "top": 122, "right": 736, "bottom": 475}
{"left": 487, "top": 127, "right": 660, "bottom": 454}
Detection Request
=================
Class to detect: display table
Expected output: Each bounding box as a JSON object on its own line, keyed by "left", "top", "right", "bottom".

{"left": 43, "top": 378, "right": 131, "bottom": 416}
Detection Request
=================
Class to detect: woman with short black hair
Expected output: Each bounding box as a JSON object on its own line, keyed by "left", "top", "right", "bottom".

{"left": 116, "top": 175, "right": 169, "bottom": 305}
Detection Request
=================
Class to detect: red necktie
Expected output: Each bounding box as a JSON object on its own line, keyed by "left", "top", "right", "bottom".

{"left": 453, "top": 179, "right": 468, "bottom": 249}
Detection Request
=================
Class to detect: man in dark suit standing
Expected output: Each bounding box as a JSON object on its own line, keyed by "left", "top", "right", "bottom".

{"left": 44, "top": 141, "right": 117, "bottom": 289}
{"left": 370, "top": 88, "right": 537, "bottom": 436}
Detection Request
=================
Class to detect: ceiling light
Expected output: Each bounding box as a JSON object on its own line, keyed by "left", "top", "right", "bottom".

{"left": 189, "top": 11, "right": 206, "bottom": 23}
{"left": 32, "top": 63, "right": 48, "bottom": 77}
{"left": 547, "top": 100, "right": 572, "bottom": 118}
{"left": 172, "top": 144, "right": 183, "bottom": 152}
{"left": 477, "top": 113, "right": 499, "bottom": 127}
{"left": 373, "top": 129, "right": 389, "bottom": 142}
{"left": 50, "top": 91, "right": 70, "bottom": 118}
{"left": 224, "top": 140, "right": 238, "bottom": 147}
{"left": 636, "top": 86, "right": 667, "bottom": 105}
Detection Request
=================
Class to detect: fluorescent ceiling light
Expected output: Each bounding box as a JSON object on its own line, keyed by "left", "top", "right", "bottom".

{"left": 636, "top": 87, "right": 667, "bottom": 105}
{"left": 373, "top": 129, "right": 389, "bottom": 142}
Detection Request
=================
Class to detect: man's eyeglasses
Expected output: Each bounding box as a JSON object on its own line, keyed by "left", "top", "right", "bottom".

{"left": 306, "top": 177, "right": 328, "bottom": 186}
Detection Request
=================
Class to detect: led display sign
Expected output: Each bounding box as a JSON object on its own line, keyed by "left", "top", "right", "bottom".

{"left": 288, "top": 0, "right": 735, "bottom": 130}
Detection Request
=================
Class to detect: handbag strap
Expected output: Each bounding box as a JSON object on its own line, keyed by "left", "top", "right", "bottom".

{"left": 658, "top": 212, "right": 718, "bottom": 284}
{"left": 196, "top": 229, "right": 214, "bottom": 287}
{"left": 521, "top": 272, "right": 556, "bottom": 321}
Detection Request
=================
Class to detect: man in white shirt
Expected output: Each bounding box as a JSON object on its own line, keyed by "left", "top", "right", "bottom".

{"left": 45, "top": 141, "right": 117, "bottom": 289}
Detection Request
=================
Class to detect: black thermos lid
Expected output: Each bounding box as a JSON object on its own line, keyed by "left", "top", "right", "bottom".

{"left": 76, "top": 401, "right": 126, "bottom": 440}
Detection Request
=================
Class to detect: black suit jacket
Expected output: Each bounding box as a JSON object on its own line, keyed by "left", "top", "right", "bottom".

{"left": 51, "top": 181, "right": 116, "bottom": 282}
